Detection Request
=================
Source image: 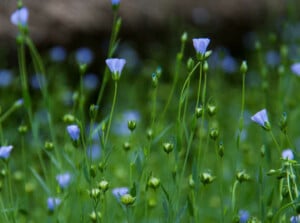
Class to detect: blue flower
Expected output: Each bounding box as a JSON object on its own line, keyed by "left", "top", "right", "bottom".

{"left": 112, "top": 187, "right": 129, "bottom": 200}
{"left": 67, "top": 125, "right": 80, "bottom": 141}
{"left": 282, "top": 149, "right": 294, "bottom": 160}
{"left": 291, "top": 63, "right": 300, "bottom": 76}
{"left": 83, "top": 73, "right": 99, "bottom": 90}
{"left": 47, "top": 197, "right": 61, "bottom": 211}
{"left": 49, "top": 46, "right": 66, "bottom": 62}
{"left": 30, "top": 74, "right": 47, "bottom": 90}
{"left": 111, "top": 0, "right": 121, "bottom": 5}
{"left": 265, "top": 50, "right": 280, "bottom": 67}
{"left": 239, "top": 210, "right": 250, "bottom": 223}
{"left": 291, "top": 215, "right": 300, "bottom": 223}
{"left": 105, "top": 58, "right": 126, "bottom": 80}
{"left": 251, "top": 109, "right": 270, "bottom": 130}
{"left": 10, "top": 7, "right": 29, "bottom": 26}
{"left": 56, "top": 172, "right": 72, "bottom": 189}
{"left": 87, "top": 144, "right": 101, "bottom": 160}
{"left": 0, "top": 69, "right": 13, "bottom": 87}
{"left": 0, "top": 145, "right": 13, "bottom": 159}
{"left": 221, "top": 55, "right": 238, "bottom": 73}
{"left": 192, "top": 38, "right": 210, "bottom": 55}
{"left": 75, "top": 47, "right": 94, "bottom": 65}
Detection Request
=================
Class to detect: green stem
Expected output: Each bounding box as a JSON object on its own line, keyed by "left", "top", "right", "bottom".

{"left": 237, "top": 71, "right": 246, "bottom": 150}
{"left": 104, "top": 81, "right": 118, "bottom": 146}
{"left": 269, "top": 130, "right": 281, "bottom": 154}
{"left": 195, "top": 61, "right": 203, "bottom": 109}
{"left": 231, "top": 180, "right": 239, "bottom": 213}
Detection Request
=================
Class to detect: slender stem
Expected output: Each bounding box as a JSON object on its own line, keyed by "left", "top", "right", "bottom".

{"left": 231, "top": 180, "right": 239, "bottom": 213}
{"left": 237, "top": 71, "right": 246, "bottom": 150}
{"left": 195, "top": 61, "right": 203, "bottom": 109}
{"left": 162, "top": 38, "right": 186, "bottom": 118}
{"left": 104, "top": 81, "right": 118, "bottom": 146}
{"left": 269, "top": 130, "right": 281, "bottom": 154}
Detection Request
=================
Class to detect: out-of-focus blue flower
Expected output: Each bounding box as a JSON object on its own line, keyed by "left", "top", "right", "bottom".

{"left": 56, "top": 172, "right": 72, "bottom": 189}
{"left": 112, "top": 187, "right": 129, "bottom": 199}
{"left": 75, "top": 47, "right": 94, "bottom": 65}
{"left": 251, "top": 109, "right": 270, "bottom": 129}
{"left": 265, "top": 50, "right": 280, "bottom": 67}
{"left": 282, "top": 149, "right": 294, "bottom": 160}
{"left": 0, "top": 69, "right": 13, "bottom": 87}
{"left": 118, "top": 44, "right": 140, "bottom": 69}
{"left": 47, "top": 197, "right": 61, "bottom": 211}
{"left": 192, "top": 38, "right": 210, "bottom": 55}
{"left": 221, "top": 56, "right": 238, "bottom": 73}
{"left": 10, "top": 7, "right": 29, "bottom": 26}
{"left": 0, "top": 145, "right": 13, "bottom": 159}
{"left": 49, "top": 46, "right": 66, "bottom": 62}
{"left": 113, "top": 110, "right": 140, "bottom": 136}
{"left": 87, "top": 144, "right": 101, "bottom": 160}
{"left": 83, "top": 73, "right": 99, "bottom": 90}
{"left": 111, "top": 0, "right": 120, "bottom": 5}
{"left": 14, "top": 99, "right": 24, "bottom": 108}
{"left": 239, "top": 210, "right": 250, "bottom": 223}
{"left": 30, "top": 74, "right": 47, "bottom": 90}
{"left": 291, "top": 215, "right": 300, "bottom": 223}
{"left": 67, "top": 125, "right": 80, "bottom": 141}
{"left": 291, "top": 63, "right": 300, "bottom": 76}
{"left": 106, "top": 58, "right": 126, "bottom": 80}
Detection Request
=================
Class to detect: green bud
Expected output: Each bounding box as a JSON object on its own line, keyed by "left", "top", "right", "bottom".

{"left": 127, "top": 120, "right": 136, "bottom": 132}
{"left": 89, "top": 211, "right": 102, "bottom": 222}
{"left": 25, "top": 181, "right": 36, "bottom": 193}
{"left": 236, "top": 170, "right": 251, "bottom": 183}
{"left": 89, "top": 188, "right": 101, "bottom": 199}
{"left": 280, "top": 45, "right": 288, "bottom": 58}
{"left": 187, "top": 58, "right": 194, "bottom": 71}
{"left": 0, "top": 169, "right": 7, "bottom": 178}
{"left": 45, "top": 141, "right": 54, "bottom": 151}
{"left": 156, "top": 67, "right": 162, "bottom": 77}
{"left": 204, "top": 50, "right": 212, "bottom": 60}
{"left": 89, "top": 104, "right": 99, "bottom": 118}
{"left": 279, "top": 112, "right": 287, "bottom": 133}
{"left": 200, "top": 172, "right": 215, "bottom": 185}
{"left": 148, "top": 177, "right": 160, "bottom": 189}
{"left": 260, "top": 145, "right": 265, "bottom": 157}
{"left": 147, "top": 129, "right": 153, "bottom": 140}
{"left": 123, "top": 141, "right": 131, "bottom": 151}
{"left": 90, "top": 165, "right": 97, "bottom": 178}
{"left": 203, "top": 61, "right": 209, "bottom": 72}
{"left": 240, "top": 60, "right": 248, "bottom": 73}
{"left": 13, "top": 171, "right": 24, "bottom": 181}
{"left": 255, "top": 41, "right": 261, "bottom": 51}
{"left": 63, "top": 114, "right": 75, "bottom": 123}
{"left": 18, "top": 125, "right": 28, "bottom": 134}
{"left": 79, "top": 63, "right": 87, "bottom": 73}
{"left": 163, "top": 142, "right": 174, "bottom": 154}
{"left": 195, "top": 106, "right": 204, "bottom": 118}
{"left": 98, "top": 162, "right": 106, "bottom": 173}
{"left": 98, "top": 180, "right": 109, "bottom": 193}
{"left": 188, "top": 174, "right": 195, "bottom": 188}
{"left": 207, "top": 103, "right": 217, "bottom": 116}
{"left": 148, "top": 198, "right": 157, "bottom": 208}
{"left": 209, "top": 128, "right": 219, "bottom": 141}
{"left": 181, "top": 32, "right": 188, "bottom": 42}
{"left": 121, "top": 194, "right": 135, "bottom": 206}
{"left": 16, "top": 34, "right": 24, "bottom": 45}
{"left": 152, "top": 73, "right": 158, "bottom": 88}
{"left": 218, "top": 142, "right": 224, "bottom": 157}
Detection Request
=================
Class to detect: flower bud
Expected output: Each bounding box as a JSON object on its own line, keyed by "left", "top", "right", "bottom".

{"left": 121, "top": 194, "right": 135, "bottom": 206}
{"left": 207, "top": 103, "right": 217, "bottom": 116}
{"left": 189, "top": 174, "right": 195, "bottom": 188}
{"left": 147, "top": 129, "right": 153, "bottom": 140}
{"left": 218, "top": 142, "right": 224, "bottom": 157}
{"left": 90, "top": 165, "right": 97, "bottom": 178}
{"left": 123, "top": 141, "right": 131, "bottom": 151}
{"left": 163, "top": 142, "right": 174, "bottom": 154}
{"left": 148, "top": 177, "right": 160, "bottom": 189}
{"left": 236, "top": 171, "right": 251, "bottom": 183}
{"left": 152, "top": 73, "right": 158, "bottom": 88}
{"left": 187, "top": 58, "right": 194, "bottom": 71}
{"left": 181, "top": 32, "right": 188, "bottom": 43}
{"left": 195, "top": 106, "right": 203, "bottom": 118}
{"left": 45, "top": 141, "right": 54, "bottom": 151}
{"left": 89, "top": 104, "right": 99, "bottom": 118}
{"left": 279, "top": 112, "right": 287, "bottom": 133}
{"left": 209, "top": 128, "right": 219, "bottom": 141}
{"left": 127, "top": 120, "right": 136, "bottom": 132}
{"left": 240, "top": 61, "right": 248, "bottom": 73}
{"left": 203, "top": 61, "right": 209, "bottom": 72}
{"left": 98, "top": 162, "right": 106, "bottom": 173}
{"left": 18, "top": 125, "right": 28, "bottom": 134}
{"left": 98, "top": 180, "right": 109, "bottom": 193}
{"left": 89, "top": 211, "right": 102, "bottom": 222}
{"left": 200, "top": 172, "right": 215, "bottom": 185}
{"left": 63, "top": 114, "right": 75, "bottom": 123}
{"left": 89, "top": 188, "right": 101, "bottom": 199}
